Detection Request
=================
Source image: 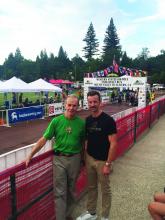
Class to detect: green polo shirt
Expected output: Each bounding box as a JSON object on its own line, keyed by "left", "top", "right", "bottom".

{"left": 43, "top": 114, "right": 85, "bottom": 154}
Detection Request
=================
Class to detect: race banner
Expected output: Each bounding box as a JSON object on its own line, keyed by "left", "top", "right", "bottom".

{"left": 8, "top": 106, "right": 44, "bottom": 124}
{"left": 84, "top": 76, "right": 147, "bottom": 89}
{"left": 84, "top": 76, "right": 147, "bottom": 108}
{"left": 48, "top": 103, "right": 63, "bottom": 116}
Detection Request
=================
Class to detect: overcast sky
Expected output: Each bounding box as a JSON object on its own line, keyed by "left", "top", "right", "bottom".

{"left": 0, "top": 0, "right": 164, "bottom": 64}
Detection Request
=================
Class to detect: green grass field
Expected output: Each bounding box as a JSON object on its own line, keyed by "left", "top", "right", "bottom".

{"left": 0, "top": 92, "right": 56, "bottom": 108}
{"left": 0, "top": 89, "right": 79, "bottom": 109}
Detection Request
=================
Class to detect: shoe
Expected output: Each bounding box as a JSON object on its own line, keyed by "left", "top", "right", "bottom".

{"left": 76, "top": 211, "right": 97, "bottom": 220}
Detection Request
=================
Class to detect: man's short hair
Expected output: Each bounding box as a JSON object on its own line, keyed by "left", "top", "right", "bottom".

{"left": 87, "top": 90, "right": 101, "bottom": 101}
{"left": 66, "top": 95, "right": 79, "bottom": 105}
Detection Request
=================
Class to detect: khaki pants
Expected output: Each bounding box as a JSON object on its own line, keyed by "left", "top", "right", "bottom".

{"left": 53, "top": 154, "right": 81, "bottom": 220}
{"left": 86, "top": 153, "right": 111, "bottom": 218}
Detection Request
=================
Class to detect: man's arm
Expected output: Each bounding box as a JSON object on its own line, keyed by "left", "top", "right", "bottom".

{"left": 25, "top": 136, "right": 47, "bottom": 167}
{"left": 103, "top": 134, "right": 117, "bottom": 175}
{"left": 107, "top": 133, "right": 117, "bottom": 163}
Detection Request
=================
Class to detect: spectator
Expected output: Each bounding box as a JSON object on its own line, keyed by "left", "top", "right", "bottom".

{"left": 12, "top": 92, "right": 16, "bottom": 105}
{"left": 19, "top": 93, "right": 23, "bottom": 104}
{"left": 24, "top": 98, "right": 29, "bottom": 107}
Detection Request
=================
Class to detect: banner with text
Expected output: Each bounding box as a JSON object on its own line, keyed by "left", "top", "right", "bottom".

{"left": 8, "top": 106, "right": 44, "bottom": 124}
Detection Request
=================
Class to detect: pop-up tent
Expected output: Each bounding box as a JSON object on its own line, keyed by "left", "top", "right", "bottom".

{"left": 28, "top": 78, "right": 62, "bottom": 92}
{"left": 49, "top": 79, "right": 73, "bottom": 85}
{"left": 0, "top": 77, "right": 62, "bottom": 93}
{"left": 0, "top": 76, "right": 34, "bottom": 93}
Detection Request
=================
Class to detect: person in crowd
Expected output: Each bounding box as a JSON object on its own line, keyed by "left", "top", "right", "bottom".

{"left": 126, "top": 90, "right": 130, "bottom": 103}
{"left": 111, "top": 90, "right": 115, "bottom": 103}
{"left": 24, "top": 97, "right": 29, "bottom": 107}
{"left": 62, "top": 89, "right": 67, "bottom": 102}
{"left": 35, "top": 99, "right": 40, "bottom": 106}
{"left": 19, "top": 93, "right": 23, "bottom": 105}
{"left": 151, "top": 90, "right": 156, "bottom": 102}
{"left": 49, "top": 96, "right": 54, "bottom": 103}
{"left": 77, "top": 91, "right": 117, "bottom": 220}
{"left": 118, "top": 91, "right": 122, "bottom": 104}
{"left": 25, "top": 95, "right": 85, "bottom": 220}
{"left": 12, "top": 92, "right": 16, "bottom": 105}
{"left": 54, "top": 92, "right": 58, "bottom": 102}
{"left": 146, "top": 90, "right": 151, "bottom": 105}
{"left": 148, "top": 192, "right": 165, "bottom": 219}
{"left": 130, "top": 91, "right": 135, "bottom": 106}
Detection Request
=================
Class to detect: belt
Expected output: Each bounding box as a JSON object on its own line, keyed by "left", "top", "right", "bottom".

{"left": 53, "top": 151, "right": 79, "bottom": 157}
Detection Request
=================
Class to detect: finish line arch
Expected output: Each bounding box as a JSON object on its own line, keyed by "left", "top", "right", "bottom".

{"left": 83, "top": 76, "right": 147, "bottom": 108}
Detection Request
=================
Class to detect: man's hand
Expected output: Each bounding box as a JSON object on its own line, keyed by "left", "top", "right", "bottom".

{"left": 25, "top": 155, "right": 32, "bottom": 167}
{"left": 102, "top": 165, "right": 112, "bottom": 175}
{"left": 25, "top": 137, "right": 47, "bottom": 168}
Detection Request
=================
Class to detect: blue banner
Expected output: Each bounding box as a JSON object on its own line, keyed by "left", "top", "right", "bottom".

{"left": 8, "top": 106, "right": 44, "bottom": 124}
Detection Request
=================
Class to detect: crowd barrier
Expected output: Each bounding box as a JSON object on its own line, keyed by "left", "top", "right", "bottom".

{"left": 0, "top": 101, "right": 85, "bottom": 127}
{"left": 0, "top": 97, "right": 165, "bottom": 220}
{"left": 0, "top": 141, "right": 52, "bottom": 172}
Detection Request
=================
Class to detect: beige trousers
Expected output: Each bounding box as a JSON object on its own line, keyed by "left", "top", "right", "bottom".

{"left": 86, "top": 153, "right": 112, "bottom": 218}
{"left": 53, "top": 154, "right": 81, "bottom": 220}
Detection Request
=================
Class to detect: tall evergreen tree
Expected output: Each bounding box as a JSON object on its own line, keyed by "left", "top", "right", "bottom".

{"left": 83, "top": 22, "right": 99, "bottom": 60}
{"left": 58, "top": 46, "right": 68, "bottom": 60}
{"left": 57, "top": 46, "right": 72, "bottom": 79}
{"left": 3, "top": 48, "right": 24, "bottom": 79}
{"left": 102, "top": 18, "right": 121, "bottom": 66}
{"left": 120, "top": 51, "right": 132, "bottom": 67}
{"left": 72, "top": 54, "right": 86, "bottom": 81}
{"left": 36, "top": 49, "right": 49, "bottom": 79}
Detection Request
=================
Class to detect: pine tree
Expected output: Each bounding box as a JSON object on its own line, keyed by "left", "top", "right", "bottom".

{"left": 102, "top": 18, "right": 121, "bottom": 65}
{"left": 83, "top": 22, "right": 99, "bottom": 60}
{"left": 57, "top": 46, "right": 72, "bottom": 79}
{"left": 58, "top": 46, "right": 68, "bottom": 60}
{"left": 121, "top": 51, "right": 132, "bottom": 67}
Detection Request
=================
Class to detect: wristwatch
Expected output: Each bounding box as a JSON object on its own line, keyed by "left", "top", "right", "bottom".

{"left": 105, "top": 161, "right": 112, "bottom": 167}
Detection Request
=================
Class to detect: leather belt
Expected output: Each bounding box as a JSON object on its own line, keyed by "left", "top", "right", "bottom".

{"left": 54, "top": 151, "right": 79, "bottom": 157}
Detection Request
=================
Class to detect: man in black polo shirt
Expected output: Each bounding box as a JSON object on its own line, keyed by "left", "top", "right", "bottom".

{"left": 77, "top": 90, "right": 117, "bottom": 220}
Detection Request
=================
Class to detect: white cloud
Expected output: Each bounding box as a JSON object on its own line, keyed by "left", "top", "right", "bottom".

{"left": 0, "top": 0, "right": 164, "bottom": 64}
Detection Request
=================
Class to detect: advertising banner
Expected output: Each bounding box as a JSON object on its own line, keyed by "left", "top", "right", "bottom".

{"left": 48, "top": 103, "right": 63, "bottom": 116}
{"left": 8, "top": 106, "right": 44, "bottom": 124}
{"left": 84, "top": 77, "right": 147, "bottom": 89}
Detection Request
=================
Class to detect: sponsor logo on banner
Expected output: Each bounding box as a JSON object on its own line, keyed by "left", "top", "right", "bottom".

{"left": 133, "top": 80, "right": 144, "bottom": 86}
{"left": 48, "top": 103, "right": 63, "bottom": 116}
{"left": 8, "top": 106, "right": 44, "bottom": 124}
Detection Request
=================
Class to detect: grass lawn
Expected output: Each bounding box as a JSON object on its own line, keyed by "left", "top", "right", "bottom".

{"left": 0, "top": 92, "right": 56, "bottom": 108}
{"left": 0, "top": 89, "right": 79, "bottom": 108}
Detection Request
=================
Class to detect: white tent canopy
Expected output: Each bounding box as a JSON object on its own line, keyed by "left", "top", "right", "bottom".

{"left": 0, "top": 77, "right": 62, "bottom": 93}
{"left": 0, "top": 76, "right": 34, "bottom": 93}
{"left": 28, "top": 78, "right": 62, "bottom": 92}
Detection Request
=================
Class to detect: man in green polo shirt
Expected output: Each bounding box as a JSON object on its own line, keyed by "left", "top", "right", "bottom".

{"left": 26, "top": 95, "right": 85, "bottom": 220}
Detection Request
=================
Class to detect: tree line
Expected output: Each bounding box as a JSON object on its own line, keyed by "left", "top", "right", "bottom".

{"left": 0, "top": 17, "right": 164, "bottom": 84}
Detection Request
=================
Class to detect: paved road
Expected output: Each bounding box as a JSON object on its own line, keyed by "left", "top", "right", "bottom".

{"left": 72, "top": 115, "right": 165, "bottom": 220}
{"left": 0, "top": 103, "right": 130, "bottom": 154}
